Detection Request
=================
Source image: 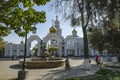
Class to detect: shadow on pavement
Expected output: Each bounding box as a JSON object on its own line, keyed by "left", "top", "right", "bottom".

{"left": 10, "top": 78, "right": 18, "bottom": 80}
{"left": 69, "top": 57, "right": 84, "bottom": 60}
{"left": 40, "top": 64, "right": 100, "bottom": 80}
{"left": 9, "top": 64, "right": 21, "bottom": 69}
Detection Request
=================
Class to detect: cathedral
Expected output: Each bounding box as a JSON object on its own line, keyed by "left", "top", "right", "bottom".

{"left": 3, "top": 16, "right": 97, "bottom": 58}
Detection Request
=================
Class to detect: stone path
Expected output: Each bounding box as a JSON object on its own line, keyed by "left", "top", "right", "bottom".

{"left": 0, "top": 57, "right": 100, "bottom": 80}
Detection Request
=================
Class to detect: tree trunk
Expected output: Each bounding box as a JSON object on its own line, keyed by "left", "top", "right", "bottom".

{"left": 22, "top": 32, "right": 27, "bottom": 70}
{"left": 83, "top": 27, "right": 89, "bottom": 59}
{"left": 82, "top": 27, "right": 90, "bottom": 70}
{"left": 99, "top": 50, "right": 103, "bottom": 56}
{"left": 77, "top": 0, "right": 90, "bottom": 69}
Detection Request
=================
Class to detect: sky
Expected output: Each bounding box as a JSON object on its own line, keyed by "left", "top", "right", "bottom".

{"left": 3, "top": 1, "right": 83, "bottom": 45}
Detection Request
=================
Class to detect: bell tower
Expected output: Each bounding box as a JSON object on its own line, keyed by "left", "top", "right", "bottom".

{"left": 54, "top": 16, "right": 62, "bottom": 37}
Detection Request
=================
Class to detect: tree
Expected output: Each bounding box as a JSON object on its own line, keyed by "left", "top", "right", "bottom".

{"left": 0, "top": 0, "right": 50, "bottom": 36}
{"left": 88, "top": 27, "right": 105, "bottom": 56}
{"left": 52, "top": 0, "right": 99, "bottom": 69}
{"left": 33, "top": 48, "right": 38, "bottom": 57}
{"left": 0, "top": 37, "right": 4, "bottom": 50}
{"left": 0, "top": 0, "right": 50, "bottom": 71}
{"left": 104, "top": 28, "right": 120, "bottom": 55}
{"left": 52, "top": 0, "right": 119, "bottom": 69}
{"left": 0, "top": 25, "right": 10, "bottom": 37}
{"left": 54, "top": 1, "right": 91, "bottom": 54}
{"left": 0, "top": 37, "right": 4, "bottom": 57}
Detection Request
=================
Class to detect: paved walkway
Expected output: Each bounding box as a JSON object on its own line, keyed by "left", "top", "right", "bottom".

{"left": 39, "top": 64, "right": 100, "bottom": 80}
{"left": 0, "top": 57, "right": 100, "bottom": 80}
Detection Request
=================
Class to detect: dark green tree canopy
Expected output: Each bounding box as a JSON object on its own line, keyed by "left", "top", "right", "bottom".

{"left": 88, "top": 27, "right": 105, "bottom": 55}
{"left": 104, "top": 28, "right": 120, "bottom": 54}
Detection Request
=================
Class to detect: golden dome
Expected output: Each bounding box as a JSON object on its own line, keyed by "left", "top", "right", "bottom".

{"left": 49, "top": 26, "right": 57, "bottom": 33}
{"left": 72, "top": 29, "right": 77, "bottom": 34}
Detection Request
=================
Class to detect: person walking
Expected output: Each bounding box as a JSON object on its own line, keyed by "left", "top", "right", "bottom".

{"left": 95, "top": 55, "right": 99, "bottom": 63}
{"left": 95, "top": 55, "right": 99, "bottom": 65}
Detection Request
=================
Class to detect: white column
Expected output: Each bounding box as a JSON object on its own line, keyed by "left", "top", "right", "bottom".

{"left": 4, "top": 47, "right": 7, "bottom": 57}
{"left": 4, "top": 48, "right": 6, "bottom": 57}
{"left": 59, "top": 44, "right": 62, "bottom": 57}
{"left": 21, "top": 44, "right": 24, "bottom": 56}
{"left": 64, "top": 44, "right": 67, "bottom": 56}
{"left": 74, "top": 43, "right": 77, "bottom": 56}
{"left": 38, "top": 44, "right": 40, "bottom": 56}
{"left": 7, "top": 47, "right": 9, "bottom": 57}
{"left": 91, "top": 49, "right": 94, "bottom": 56}
{"left": 17, "top": 45, "right": 19, "bottom": 57}
{"left": 79, "top": 48, "right": 81, "bottom": 56}
{"left": 26, "top": 43, "right": 30, "bottom": 56}
{"left": 10, "top": 45, "right": 13, "bottom": 57}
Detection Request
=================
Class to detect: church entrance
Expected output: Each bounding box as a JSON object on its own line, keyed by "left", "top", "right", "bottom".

{"left": 66, "top": 39, "right": 75, "bottom": 56}
{"left": 67, "top": 49, "right": 74, "bottom": 56}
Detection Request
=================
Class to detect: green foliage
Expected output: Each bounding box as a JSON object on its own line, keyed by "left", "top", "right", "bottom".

{"left": 33, "top": 48, "right": 38, "bottom": 56}
{"left": 0, "top": 37, "right": 4, "bottom": 50}
{"left": 0, "top": 25, "right": 10, "bottom": 36}
{"left": 88, "top": 26, "right": 120, "bottom": 55}
{"left": 66, "top": 78, "right": 84, "bottom": 80}
{"left": 0, "top": 0, "right": 50, "bottom": 37}
{"left": 88, "top": 27, "right": 105, "bottom": 55}
{"left": 104, "top": 28, "right": 120, "bottom": 54}
{"left": 95, "top": 69, "right": 120, "bottom": 80}
{"left": 96, "top": 69, "right": 120, "bottom": 76}
{"left": 48, "top": 46, "right": 58, "bottom": 51}
{"left": 70, "top": 14, "right": 80, "bottom": 27}
{"left": 20, "top": 40, "right": 24, "bottom": 44}
{"left": 33, "top": 0, "right": 50, "bottom": 5}
{"left": 93, "top": 0, "right": 119, "bottom": 19}
{"left": 0, "top": 37, "right": 4, "bottom": 57}
{"left": 66, "top": 69, "right": 120, "bottom": 80}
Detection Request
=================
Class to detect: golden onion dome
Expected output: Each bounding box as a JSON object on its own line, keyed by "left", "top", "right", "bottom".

{"left": 49, "top": 26, "right": 57, "bottom": 33}
{"left": 72, "top": 29, "right": 77, "bottom": 34}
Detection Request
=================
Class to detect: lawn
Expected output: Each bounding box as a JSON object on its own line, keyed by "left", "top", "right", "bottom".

{"left": 66, "top": 69, "right": 120, "bottom": 80}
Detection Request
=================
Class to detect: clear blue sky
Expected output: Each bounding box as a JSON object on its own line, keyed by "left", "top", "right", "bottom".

{"left": 3, "top": 1, "right": 83, "bottom": 44}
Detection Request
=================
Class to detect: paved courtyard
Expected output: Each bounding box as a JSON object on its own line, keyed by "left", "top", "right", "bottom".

{"left": 0, "top": 57, "right": 100, "bottom": 80}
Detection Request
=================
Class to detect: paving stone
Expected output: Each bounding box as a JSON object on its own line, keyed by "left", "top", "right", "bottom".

{"left": 0, "top": 57, "right": 114, "bottom": 80}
